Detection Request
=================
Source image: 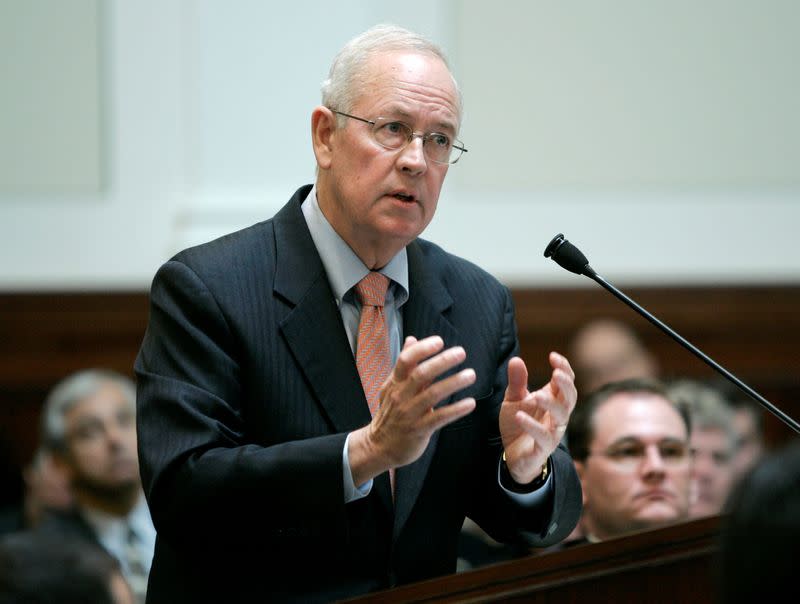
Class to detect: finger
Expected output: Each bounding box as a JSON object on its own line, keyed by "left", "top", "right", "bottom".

{"left": 549, "top": 351, "right": 575, "bottom": 381}
{"left": 407, "top": 346, "right": 468, "bottom": 391}
{"left": 535, "top": 371, "right": 576, "bottom": 427}
{"left": 546, "top": 366, "right": 576, "bottom": 399}
{"left": 533, "top": 391, "right": 570, "bottom": 431}
{"left": 510, "top": 391, "right": 544, "bottom": 420}
{"left": 393, "top": 336, "right": 444, "bottom": 381}
{"left": 513, "top": 410, "right": 557, "bottom": 451}
{"left": 403, "top": 335, "right": 418, "bottom": 349}
{"left": 417, "top": 368, "right": 476, "bottom": 413}
{"left": 425, "top": 398, "right": 476, "bottom": 432}
{"left": 505, "top": 357, "right": 528, "bottom": 402}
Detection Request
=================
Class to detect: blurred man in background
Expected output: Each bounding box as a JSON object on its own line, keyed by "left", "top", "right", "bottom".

{"left": 667, "top": 379, "right": 737, "bottom": 518}
{"left": 37, "top": 369, "right": 154, "bottom": 603}
{"left": 569, "top": 318, "right": 659, "bottom": 395}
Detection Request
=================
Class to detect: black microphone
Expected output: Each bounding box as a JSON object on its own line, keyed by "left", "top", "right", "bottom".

{"left": 544, "top": 233, "right": 800, "bottom": 435}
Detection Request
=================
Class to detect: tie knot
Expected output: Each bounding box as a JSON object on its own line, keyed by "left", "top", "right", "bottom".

{"left": 355, "top": 272, "right": 389, "bottom": 307}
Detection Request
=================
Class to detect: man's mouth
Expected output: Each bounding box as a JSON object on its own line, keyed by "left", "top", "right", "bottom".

{"left": 637, "top": 489, "right": 673, "bottom": 501}
{"left": 392, "top": 192, "right": 416, "bottom": 202}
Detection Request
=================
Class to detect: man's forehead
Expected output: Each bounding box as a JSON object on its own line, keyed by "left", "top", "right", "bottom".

{"left": 593, "top": 392, "right": 685, "bottom": 440}
{"left": 691, "top": 426, "right": 735, "bottom": 447}
{"left": 67, "top": 383, "right": 130, "bottom": 418}
{"left": 358, "top": 52, "right": 460, "bottom": 121}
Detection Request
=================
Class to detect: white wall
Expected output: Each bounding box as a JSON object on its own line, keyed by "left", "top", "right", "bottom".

{"left": 1, "top": 0, "right": 798, "bottom": 290}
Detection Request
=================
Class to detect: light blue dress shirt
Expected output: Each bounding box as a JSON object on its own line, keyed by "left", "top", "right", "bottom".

{"left": 301, "top": 187, "right": 551, "bottom": 505}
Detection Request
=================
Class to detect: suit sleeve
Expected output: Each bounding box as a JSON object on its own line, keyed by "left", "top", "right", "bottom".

{"left": 465, "top": 285, "right": 583, "bottom": 548}
{"left": 135, "top": 259, "right": 349, "bottom": 547}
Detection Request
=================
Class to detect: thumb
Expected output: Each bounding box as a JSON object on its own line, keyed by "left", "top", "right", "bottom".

{"left": 505, "top": 357, "right": 529, "bottom": 402}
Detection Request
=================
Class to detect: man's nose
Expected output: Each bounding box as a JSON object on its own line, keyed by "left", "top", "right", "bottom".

{"left": 641, "top": 446, "right": 668, "bottom": 473}
{"left": 397, "top": 135, "right": 427, "bottom": 173}
{"left": 691, "top": 451, "right": 714, "bottom": 475}
{"left": 105, "top": 421, "right": 132, "bottom": 446}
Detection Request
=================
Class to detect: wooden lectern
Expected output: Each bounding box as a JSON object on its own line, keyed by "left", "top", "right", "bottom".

{"left": 341, "top": 515, "right": 719, "bottom": 603}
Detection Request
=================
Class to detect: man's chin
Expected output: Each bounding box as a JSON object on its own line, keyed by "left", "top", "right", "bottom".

{"left": 108, "top": 459, "right": 140, "bottom": 481}
{"left": 634, "top": 505, "right": 685, "bottom": 528}
{"left": 109, "top": 475, "right": 141, "bottom": 490}
{"left": 75, "top": 475, "right": 141, "bottom": 500}
{"left": 689, "top": 501, "right": 720, "bottom": 518}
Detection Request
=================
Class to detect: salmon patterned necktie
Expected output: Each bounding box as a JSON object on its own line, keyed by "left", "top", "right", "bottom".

{"left": 354, "top": 272, "right": 395, "bottom": 496}
{"left": 354, "top": 272, "right": 391, "bottom": 416}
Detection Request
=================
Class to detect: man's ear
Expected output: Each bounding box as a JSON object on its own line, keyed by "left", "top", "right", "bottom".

{"left": 311, "top": 106, "right": 336, "bottom": 170}
{"left": 574, "top": 460, "right": 588, "bottom": 507}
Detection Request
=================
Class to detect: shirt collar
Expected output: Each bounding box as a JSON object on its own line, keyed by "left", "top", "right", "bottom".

{"left": 302, "top": 184, "right": 409, "bottom": 306}
{"left": 80, "top": 492, "right": 153, "bottom": 541}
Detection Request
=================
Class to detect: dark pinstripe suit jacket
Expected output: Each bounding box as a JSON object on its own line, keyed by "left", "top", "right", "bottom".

{"left": 134, "top": 185, "right": 582, "bottom": 603}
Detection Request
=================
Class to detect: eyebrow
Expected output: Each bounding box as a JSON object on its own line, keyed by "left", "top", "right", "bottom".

{"left": 608, "top": 436, "right": 687, "bottom": 447}
{"left": 382, "top": 108, "right": 458, "bottom": 135}
{"left": 73, "top": 416, "right": 103, "bottom": 429}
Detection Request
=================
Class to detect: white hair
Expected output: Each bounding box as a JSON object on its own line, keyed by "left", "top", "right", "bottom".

{"left": 41, "top": 369, "right": 136, "bottom": 451}
{"left": 321, "top": 24, "right": 463, "bottom": 123}
{"left": 667, "top": 379, "right": 737, "bottom": 449}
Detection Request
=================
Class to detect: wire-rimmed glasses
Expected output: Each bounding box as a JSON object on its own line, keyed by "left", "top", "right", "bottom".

{"left": 589, "top": 439, "right": 690, "bottom": 471}
{"left": 330, "top": 109, "right": 468, "bottom": 165}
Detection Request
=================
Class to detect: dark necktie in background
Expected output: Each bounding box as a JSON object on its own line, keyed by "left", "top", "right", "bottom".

{"left": 125, "top": 524, "right": 149, "bottom": 604}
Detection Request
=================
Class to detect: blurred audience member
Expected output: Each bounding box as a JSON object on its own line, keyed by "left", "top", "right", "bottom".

{"left": 0, "top": 446, "right": 74, "bottom": 535}
{"left": 728, "top": 397, "right": 766, "bottom": 479}
{"left": 668, "top": 379, "right": 737, "bottom": 518}
{"left": 717, "top": 440, "right": 800, "bottom": 604}
{"left": 566, "top": 378, "right": 691, "bottom": 542}
{"left": 711, "top": 379, "right": 767, "bottom": 480}
{"left": 37, "top": 369, "right": 154, "bottom": 603}
{"left": 0, "top": 531, "right": 134, "bottom": 604}
{"left": 22, "top": 447, "right": 74, "bottom": 527}
{"left": 569, "top": 318, "right": 659, "bottom": 395}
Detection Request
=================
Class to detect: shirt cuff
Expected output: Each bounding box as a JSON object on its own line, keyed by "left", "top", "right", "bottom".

{"left": 497, "top": 455, "right": 553, "bottom": 506}
{"left": 343, "top": 432, "right": 372, "bottom": 503}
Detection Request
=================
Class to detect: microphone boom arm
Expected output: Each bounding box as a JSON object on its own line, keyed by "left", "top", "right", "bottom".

{"left": 545, "top": 233, "right": 800, "bottom": 435}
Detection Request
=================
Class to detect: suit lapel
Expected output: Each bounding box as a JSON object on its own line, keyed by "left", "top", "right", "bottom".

{"left": 272, "top": 190, "right": 393, "bottom": 511}
{"left": 393, "top": 240, "right": 460, "bottom": 539}
{"left": 273, "top": 197, "right": 457, "bottom": 522}
{"left": 273, "top": 189, "right": 373, "bottom": 436}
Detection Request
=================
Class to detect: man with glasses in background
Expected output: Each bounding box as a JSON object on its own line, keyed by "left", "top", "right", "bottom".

{"left": 135, "top": 23, "right": 582, "bottom": 604}
{"left": 564, "top": 379, "right": 692, "bottom": 543}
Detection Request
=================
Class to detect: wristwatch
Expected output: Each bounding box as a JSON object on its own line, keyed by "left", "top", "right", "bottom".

{"left": 500, "top": 451, "right": 550, "bottom": 493}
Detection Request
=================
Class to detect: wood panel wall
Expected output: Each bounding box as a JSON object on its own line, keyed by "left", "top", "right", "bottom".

{"left": 0, "top": 292, "right": 149, "bottom": 473}
{"left": 1, "top": 285, "right": 798, "bottom": 476}
{"left": 512, "top": 285, "right": 800, "bottom": 447}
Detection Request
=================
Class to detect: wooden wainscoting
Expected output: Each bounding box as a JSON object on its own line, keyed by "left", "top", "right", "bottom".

{"left": 512, "top": 284, "right": 800, "bottom": 447}
{"left": 0, "top": 292, "right": 150, "bottom": 471}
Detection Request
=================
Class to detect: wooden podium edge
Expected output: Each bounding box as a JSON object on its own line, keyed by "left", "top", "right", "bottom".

{"left": 341, "top": 515, "right": 720, "bottom": 603}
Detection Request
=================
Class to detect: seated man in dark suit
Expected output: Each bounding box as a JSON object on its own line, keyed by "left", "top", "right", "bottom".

{"left": 135, "top": 23, "right": 583, "bottom": 604}
{"left": 0, "top": 531, "right": 134, "bottom": 604}
{"left": 37, "top": 369, "right": 155, "bottom": 603}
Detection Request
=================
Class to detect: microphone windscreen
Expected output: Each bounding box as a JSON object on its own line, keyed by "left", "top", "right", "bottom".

{"left": 544, "top": 234, "right": 592, "bottom": 276}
